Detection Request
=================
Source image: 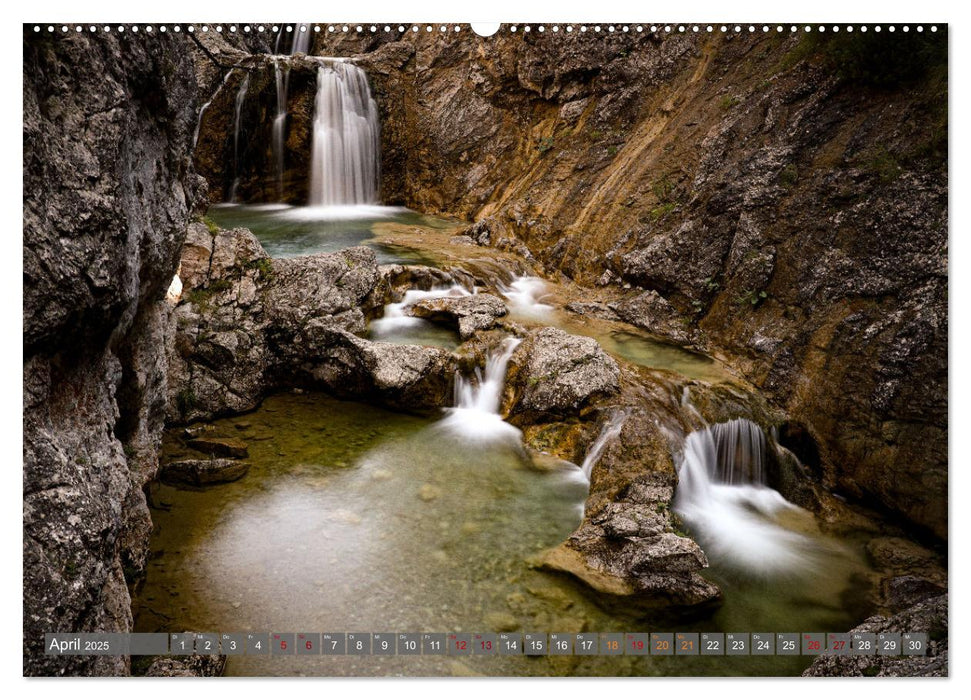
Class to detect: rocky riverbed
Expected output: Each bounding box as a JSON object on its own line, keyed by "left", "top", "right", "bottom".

{"left": 23, "top": 25, "right": 947, "bottom": 678}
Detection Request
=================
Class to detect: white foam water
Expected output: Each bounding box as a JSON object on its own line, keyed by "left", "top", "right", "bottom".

{"left": 580, "top": 410, "right": 628, "bottom": 480}
{"left": 309, "top": 61, "right": 381, "bottom": 206}
{"left": 674, "top": 418, "right": 819, "bottom": 576}
{"left": 437, "top": 337, "right": 523, "bottom": 444}
{"left": 500, "top": 276, "right": 554, "bottom": 319}
{"left": 370, "top": 285, "right": 471, "bottom": 337}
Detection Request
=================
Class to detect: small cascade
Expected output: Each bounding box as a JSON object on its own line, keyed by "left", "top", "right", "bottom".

{"left": 501, "top": 276, "right": 554, "bottom": 319}
{"left": 580, "top": 410, "right": 628, "bottom": 480}
{"left": 228, "top": 74, "right": 250, "bottom": 203}
{"left": 272, "top": 59, "right": 290, "bottom": 201}
{"left": 370, "top": 285, "right": 470, "bottom": 337}
{"left": 437, "top": 337, "right": 523, "bottom": 443}
{"left": 309, "top": 61, "right": 381, "bottom": 207}
{"left": 674, "top": 418, "right": 817, "bottom": 575}
{"left": 193, "top": 69, "right": 237, "bottom": 149}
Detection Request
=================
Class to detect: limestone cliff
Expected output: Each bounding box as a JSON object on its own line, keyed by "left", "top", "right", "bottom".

{"left": 23, "top": 28, "right": 200, "bottom": 675}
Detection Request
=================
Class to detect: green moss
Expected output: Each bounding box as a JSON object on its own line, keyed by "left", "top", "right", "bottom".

{"left": 176, "top": 388, "right": 197, "bottom": 419}
{"left": 606, "top": 145, "right": 619, "bottom": 157}
{"left": 868, "top": 148, "right": 903, "bottom": 183}
{"left": 650, "top": 202, "right": 677, "bottom": 221}
{"left": 244, "top": 257, "right": 274, "bottom": 280}
{"left": 202, "top": 217, "right": 220, "bottom": 235}
{"left": 651, "top": 176, "right": 675, "bottom": 203}
{"left": 588, "top": 129, "right": 603, "bottom": 142}
{"left": 779, "top": 163, "right": 799, "bottom": 188}
{"left": 536, "top": 136, "right": 555, "bottom": 154}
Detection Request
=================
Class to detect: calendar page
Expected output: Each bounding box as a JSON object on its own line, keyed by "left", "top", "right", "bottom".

{"left": 22, "top": 14, "right": 949, "bottom": 682}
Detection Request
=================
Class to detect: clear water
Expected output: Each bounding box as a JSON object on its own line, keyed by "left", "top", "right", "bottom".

{"left": 206, "top": 204, "right": 446, "bottom": 264}
{"left": 133, "top": 393, "right": 875, "bottom": 677}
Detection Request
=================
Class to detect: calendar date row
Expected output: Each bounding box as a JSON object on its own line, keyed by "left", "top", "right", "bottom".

{"left": 46, "top": 631, "right": 929, "bottom": 657}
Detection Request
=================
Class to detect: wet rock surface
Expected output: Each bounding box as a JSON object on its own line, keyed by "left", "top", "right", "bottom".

{"left": 160, "top": 458, "right": 250, "bottom": 487}
{"left": 410, "top": 293, "right": 508, "bottom": 339}
{"left": 23, "top": 29, "right": 199, "bottom": 676}
{"left": 167, "top": 227, "right": 457, "bottom": 419}
{"left": 538, "top": 473, "right": 721, "bottom": 612}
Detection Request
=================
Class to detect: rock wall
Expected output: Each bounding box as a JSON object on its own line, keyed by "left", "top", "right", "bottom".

{"left": 23, "top": 29, "right": 200, "bottom": 675}
{"left": 193, "top": 28, "right": 946, "bottom": 539}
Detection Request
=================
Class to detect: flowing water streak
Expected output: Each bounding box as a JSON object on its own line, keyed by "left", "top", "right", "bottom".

{"left": 272, "top": 58, "right": 290, "bottom": 201}
{"left": 580, "top": 410, "right": 628, "bottom": 480}
{"left": 228, "top": 74, "right": 251, "bottom": 203}
{"left": 438, "top": 337, "right": 523, "bottom": 443}
{"left": 674, "top": 418, "right": 816, "bottom": 575}
{"left": 309, "top": 61, "right": 381, "bottom": 206}
{"left": 193, "top": 69, "right": 237, "bottom": 150}
{"left": 370, "top": 285, "right": 471, "bottom": 336}
{"left": 501, "top": 276, "right": 554, "bottom": 319}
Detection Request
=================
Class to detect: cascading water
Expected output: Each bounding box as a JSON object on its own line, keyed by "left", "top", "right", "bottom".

{"left": 228, "top": 74, "right": 250, "bottom": 203}
{"left": 272, "top": 59, "right": 290, "bottom": 201}
{"left": 308, "top": 61, "right": 381, "bottom": 207}
{"left": 370, "top": 285, "right": 471, "bottom": 338}
{"left": 674, "top": 418, "right": 821, "bottom": 575}
{"left": 580, "top": 410, "right": 628, "bottom": 480}
{"left": 437, "top": 337, "right": 523, "bottom": 444}
{"left": 500, "top": 276, "right": 554, "bottom": 319}
{"left": 193, "top": 69, "right": 237, "bottom": 149}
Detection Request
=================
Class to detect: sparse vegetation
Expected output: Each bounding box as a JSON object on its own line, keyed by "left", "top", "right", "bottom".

{"left": 536, "top": 136, "right": 555, "bottom": 154}
{"left": 738, "top": 289, "right": 768, "bottom": 308}
{"left": 244, "top": 257, "right": 274, "bottom": 279}
{"left": 779, "top": 163, "right": 799, "bottom": 188}
{"left": 719, "top": 95, "right": 740, "bottom": 110}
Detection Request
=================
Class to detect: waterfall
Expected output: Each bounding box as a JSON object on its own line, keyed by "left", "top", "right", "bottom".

{"left": 437, "top": 338, "right": 523, "bottom": 443}
{"left": 275, "top": 24, "right": 311, "bottom": 55}
{"left": 193, "top": 69, "right": 237, "bottom": 149}
{"left": 500, "top": 276, "right": 554, "bottom": 319}
{"left": 370, "top": 285, "right": 470, "bottom": 337}
{"left": 272, "top": 59, "right": 290, "bottom": 201}
{"left": 674, "top": 418, "right": 817, "bottom": 575}
{"left": 580, "top": 410, "right": 628, "bottom": 480}
{"left": 228, "top": 74, "right": 250, "bottom": 203}
{"left": 308, "top": 61, "right": 381, "bottom": 207}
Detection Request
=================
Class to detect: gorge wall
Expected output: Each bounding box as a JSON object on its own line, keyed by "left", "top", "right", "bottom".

{"left": 194, "top": 27, "right": 947, "bottom": 540}
{"left": 23, "top": 29, "right": 200, "bottom": 675}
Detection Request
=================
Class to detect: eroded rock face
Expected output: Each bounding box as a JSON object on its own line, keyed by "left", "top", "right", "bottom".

{"left": 167, "top": 228, "right": 457, "bottom": 420}
{"left": 506, "top": 327, "right": 620, "bottom": 421}
{"left": 23, "top": 29, "right": 199, "bottom": 675}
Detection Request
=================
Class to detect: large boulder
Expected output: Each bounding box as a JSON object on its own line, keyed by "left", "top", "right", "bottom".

{"left": 506, "top": 327, "right": 620, "bottom": 421}
{"left": 538, "top": 473, "right": 722, "bottom": 612}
